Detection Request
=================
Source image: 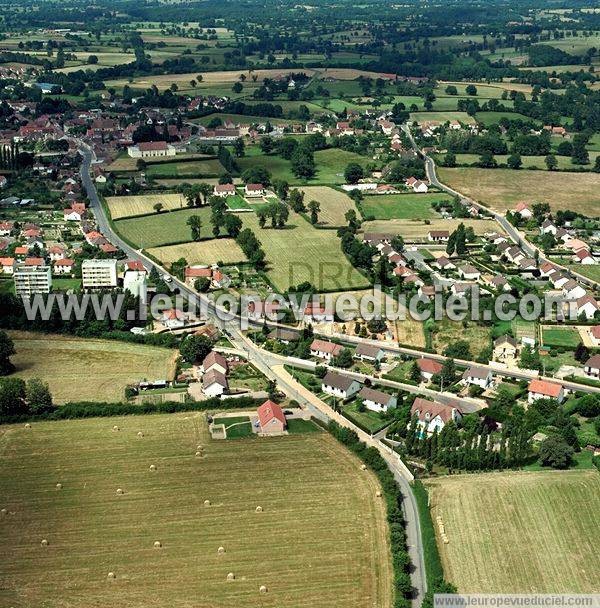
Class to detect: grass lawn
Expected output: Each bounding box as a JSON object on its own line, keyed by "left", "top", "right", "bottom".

{"left": 541, "top": 326, "right": 581, "bottom": 348}
{"left": 567, "top": 264, "right": 600, "bottom": 283}
{"left": 114, "top": 208, "right": 215, "bottom": 248}
{"left": 240, "top": 212, "right": 370, "bottom": 291}
{"left": 228, "top": 364, "right": 269, "bottom": 392}
{"left": 287, "top": 418, "right": 322, "bottom": 434}
{"left": 106, "top": 193, "right": 188, "bottom": 220}
{"left": 425, "top": 470, "right": 600, "bottom": 592}
{"left": 360, "top": 193, "right": 448, "bottom": 220}
{"left": 6, "top": 331, "right": 177, "bottom": 403}
{"left": 442, "top": 152, "right": 598, "bottom": 170}
{"left": 383, "top": 360, "right": 417, "bottom": 384}
{"left": 438, "top": 168, "right": 600, "bottom": 216}
{"left": 0, "top": 413, "right": 392, "bottom": 607}
{"left": 146, "top": 238, "right": 246, "bottom": 267}
{"left": 343, "top": 401, "right": 390, "bottom": 434}
{"left": 225, "top": 195, "right": 252, "bottom": 211}
{"left": 410, "top": 111, "right": 476, "bottom": 125}
{"left": 212, "top": 416, "right": 254, "bottom": 438}
{"left": 145, "top": 159, "right": 225, "bottom": 178}
{"left": 52, "top": 278, "right": 81, "bottom": 291}
{"left": 297, "top": 186, "right": 357, "bottom": 226}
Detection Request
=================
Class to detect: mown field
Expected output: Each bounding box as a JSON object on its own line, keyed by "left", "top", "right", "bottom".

{"left": 541, "top": 326, "right": 581, "bottom": 348}
{"left": 425, "top": 471, "right": 600, "bottom": 592}
{"left": 240, "top": 212, "right": 370, "bottom": 291}
{"left": 297, "top": 186, "right": 357, "bottom": 226}
{"left": 147, "top": 239, "right": 246, "bottom": 267}
{"left": 438, "top": 168, "right": 600, "bottom": 216}
{"left": 360, "top": 193, "right": 449, "bottom": 220}
{"left": 0, "top": 414, "right": 392, "bottom": 608}
{"left": 7, "top": 332, "right": 177, "bottom": 403}
{"left": 106, "top": 194, "right": 188, "bottom": 220}
{"left": 145, "top": 159, "right": 225, "bottom": 178}
{"left": 114, "top": 208, "right": 215, "bottom": 248}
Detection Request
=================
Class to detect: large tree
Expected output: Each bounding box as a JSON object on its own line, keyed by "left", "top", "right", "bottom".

{"left": 0, "top": 330, "right": 15, "bottom": 376}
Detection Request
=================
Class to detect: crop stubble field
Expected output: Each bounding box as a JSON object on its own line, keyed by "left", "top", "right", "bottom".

{"left": 0, "top": 413, "right": 392, "bottom": 608}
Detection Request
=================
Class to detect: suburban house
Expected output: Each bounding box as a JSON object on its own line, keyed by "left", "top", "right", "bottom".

{"left": 587, "top": 326, "right": 600, "bottom": 347}
{"left": 184, "top": 266, "right": 212, "bottom": 287}
{"left": 458, "top": 265, "right": 481, "bottom": 281}
{"left": 574, "top": 249, "right": 596, "bottom": 265}
{"left": 213, "top": 183, "right": 236, "bottom": 197}
{"left": 493, "top": 335, "right": 519, "bottom": 363}
{"left": 431, "top": 256, "right": 455, "bottom": 270}
{"left": 303, "top": 304, "right": 334, "bottom": 324}
{"left": 0, "top": 257, "right": 15, "bottom": 275}
{"left": 244, "top": 183, "right": 265, "bottom": 197}
{"left": 358, "top": 387, "right": 397, "bottom": 413}
{"left": 321, "top": 371, "right": 361, "bottom": 400}
{"left": 257, "top": 400, "right": 287, "bottom": 434}
{"left": 575, "top": 294, "right": 600, "bottom": 320}
{"left": 428, "top": 230, "right": 449, "bottom": 243}
{"left": 514, "top": 202, "right": 533, "bottom": 219}
{"left": 53, "top": 258, "right": 74, "bottom": 275}
{"left": 268, "top": 327, "right": 300, "bottom": 344}
{"left": 202, "top": 369, "right": 228, "bottom": 398}
{"left": 584, "top": 355, "right": 600, "bottom": 378}
{"left": 354, "top": 343, "right": 385, "bottom": 363}
{"left": 410, "top": 397, "right": 463, "bottom": 435}
{"left": 310, "top": 339, "right": 342, "bottom": 361}
{"left": 127, "top": 141, "right": 176, "bottom": 158}
{"left": 527, "top": 379, "right": 565, "bottom": 404}
{"left": 562, "top": 280, "right": 586, "bottom": 301}
{"left": 462, "top": 366, "right": 493, "bottom": 389}
{"left": 201, "top": 351, "right": 228, "bottom": 375}
{"left": 160, "top": 308, "right": 186, "bottom": 330}
{"left": 405, "top": 176, "right": 428, "bottom": 193}
{"left": 416, "top": 357, "right": 443, "bottom": 381}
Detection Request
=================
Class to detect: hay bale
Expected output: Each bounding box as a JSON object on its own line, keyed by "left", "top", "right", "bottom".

{"left": 376, "top": 490, "right": 382, "bottom": 498}
{"left": 137, "top": 431, "right": 144, "bottom": 438}
{"left": 203, "top": 499, "right": 211, "bottom": 507}
{"left": 154, "top": 541, "right": 162, "bottom": 548}
{"left": 56, "top": 483, "right": 63, "bottom": 490}
{"left": 116, "top": 488, "right": 124, "bottom": 495}
{"left": 0, "top": 508, "right": 7, "bottom": 515}
{"left": 217, "top": 546, "right": 226, "bottom": 555}
{"left": 112, "top": 425, "right": 119, "bottom": 431}
{"left": 107, "top": 572, "right": 116, "bottom": 579}
{"left": 24, "top": 423, "right": 31, "bottom": 429}
{"left": 227, "top": 572, "right": 235, "bottom": 582}
{"left": 40, "top": 539, "right": 49, "bottom": 547}
{"left": 255, "top": 506, "right": 263, "bottom": 513}
{"left": 149, "top": 464, "right": 156, "bottom": 471}
{"left": 195, "top": 451, "right": 203, "bottom": 457}
{"left": 196, "top": 445, "right": 204, "bottom": 451}
{"left": 360, "top": 464, "right": 367, "bottom": 470}
{"left": 259, "top": 585, "right": 268, "bottom": 593}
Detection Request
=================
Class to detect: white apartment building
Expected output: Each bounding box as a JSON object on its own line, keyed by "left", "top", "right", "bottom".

{"left": 82, "top": 259, "right": 118, "bottom": 289}
{"left": 13, "top": 265, "right": 52, "bottom": 296}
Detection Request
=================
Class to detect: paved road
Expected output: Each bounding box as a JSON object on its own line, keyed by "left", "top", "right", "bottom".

{"left": 401, "top": 124, "right": 599, "bottom": 289}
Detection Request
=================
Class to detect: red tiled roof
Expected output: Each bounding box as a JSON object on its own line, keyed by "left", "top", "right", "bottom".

{"left": 528, "top": 379, "right": 563, "bottom": 398}
{"left": 138, "top": 141, "right": 168, "bottom": 151}
{"left": 185, "top": 267, "right": 212, "bottom": 278}
{"left": 417, "top": 358, "right": 443, "bottom": 374}
{"left": 411, "top": 397, "right": 459, "bottom": 423}
{"left": 257, "top": 400, "right": 286, "bottom": 428}
{"left": 310, "top": 339, "right": 342, "bottom": 355}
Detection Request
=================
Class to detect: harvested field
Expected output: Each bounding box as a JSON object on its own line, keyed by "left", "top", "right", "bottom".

{"left": 6, "top": 331, "right": 177, "bottom": 403}
{"left": 424, "top": 470, "right": 600, "bottom": 592}
{"left": 147, "top": 239, "right": 246, "bottom": 267}
{"left": 361, "top": 218, "right": 501, "bottom": 240}
{"left": 297, "top": 186, "right": 357, "bottom": 226}
{"left": 106, "top": 194, "right": 187, "bottom": 220}
{"left": 0, "top": 414, "right": 392, "bottom": 608}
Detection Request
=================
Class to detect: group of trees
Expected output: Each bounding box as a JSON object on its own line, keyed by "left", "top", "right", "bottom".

{"left": 445, "top": 223, "right": 474, "bottom": 256}
{"left": 0, "top": 377, "right": 53, "bottom": 418}
{"left": 257, "top": 201, "right": 289, "bottom": 229}
{"left": 236, "top": 228, "right": 266, "bottom": 269}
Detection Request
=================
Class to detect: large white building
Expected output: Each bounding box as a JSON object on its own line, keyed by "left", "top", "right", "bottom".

{"left": 127, "top": 141, "right": 177, "bottom": 158}
{"left": 123, "top": 261, "right": 148, "bottom": 302}
{"left": 13, "top": 264, "right": 52, "bottom": 296}
{"left": 82, "top": 259, "right": 118, "bottom": 289}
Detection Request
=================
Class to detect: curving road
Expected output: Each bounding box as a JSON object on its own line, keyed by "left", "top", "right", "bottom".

{"left": 78, "top": 144, "right": 428, "bottom": 606}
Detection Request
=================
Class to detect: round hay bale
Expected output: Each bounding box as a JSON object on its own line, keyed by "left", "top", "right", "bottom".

{"left": 24, "top": 423, "right": 31, "bottom": 429}
{"left": 40, "top": 539, "right": 49, "bottom": 547}
{"left": 149, "top": 464, "right": 156, "bottom": 471}
{"left": 255, "top": 506, "right": 263, "bottom": 513}
{"left": 107, "top": 572, "right": 116, "bottom": 579}
{"left": 112, "top": 425, "right": 119, "bottom": 431}
{"left": 0, "top": 508, "right": 7, "bottom": 515}
{"left": 217, "top": 546, "right": 226, "bottom": 555}
{"left": 259, "top": 585, "right": 268, "bottom": 594}
{"left": 203, "top": 499, "right": 211, "bottom": 507}
{"left": 153, "top": 541, "right": 162, "bottom": 548}
{"left": 195, "top": 451, "right": 203, "bottom": 457}
{"left": 360, "top": 464, "right": 367, "bottom": 471}
{"left": 116, "top": 488, "right": 124, "bottom": 495}
{"left": 227, "top": 572, "right": 235, "bottom": 582}
{"left": 56, "top": 483, "right": 62, "bottom": 490}
{"left": 196, "top": 445, "right": 204, "bottom": 451}
{"left": 376, "top": 490, "right": 382, "bottom": 498}
{"left": 137, "top": 431, "right": 144, "bottom": 438}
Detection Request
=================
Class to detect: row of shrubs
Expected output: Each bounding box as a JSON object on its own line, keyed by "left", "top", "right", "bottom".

{"left": 0, "top": 396, "right": 263, "bottom": 425}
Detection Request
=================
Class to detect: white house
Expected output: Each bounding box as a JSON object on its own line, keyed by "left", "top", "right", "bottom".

{"left": 213, "top": 183, "right": 236, "bottom": 197}
{"left": 0, "top": 257, "right": 15, "bottom": 275}
{"left": 406, "top": 177, "right": 428, "bottom": 193}
{"left": 304, "top": 304, "right": 334, "bottom": 324}
{"left": 127, "top": 141, "right": 176, "bottom": 158}
{"left": 410, "top": 397, "right": 462, "bottom": 435}
{"left": 244, "top": 183, "right": 265, "bottom": 197}
{"left": 587, "top": 326, "right": 600, "bottom": 347}
{"left": 321, "top": 371, "right": 361, "bottom": 400}
{"left": 528, "top": 379, "right": 564, "bottom": 404}
{"left": 575, "top": 295, "right": 600, "bottom": 320}
{"left": 574, "top": 249, "right": 596, "bottom": 265}
{"left": 514, "top": 202, "right": 533, "bottom": 219}
{"left": 354, "top": 343, "right": 385, "bottom": 363}
{"left": 562, "top": 280, "right": 587, "bottom": 301}
{"left": 53, "top": 258, "right": 74, "bottom": 275}
{"left": 359, "top": 387, "right": 397, "bottom": 413}
{"left": 458, "top": 265, "right": 481, "bottom": 281}
{"left": 202, "top": 369, "right": 228, "bottom": 398}
{"left": 428, "top": 230, "right": 449, "bottom": 243}
{"left": 540, "top": 219, "right": 558, "bottom": 235}
{"left": 462, "top": 366, "right": 493, "bottom": 389}
{"left": 584, "top": 354, "right": 600, "bottom": 378}
{"left": 416, "top": 358, "right": 443, "bottom": 382}
{"left": 201, "top": 351, "right": 228, "bottom": 375}
{"left": 310, "top": 339, "right": 342, "bottom": 361}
